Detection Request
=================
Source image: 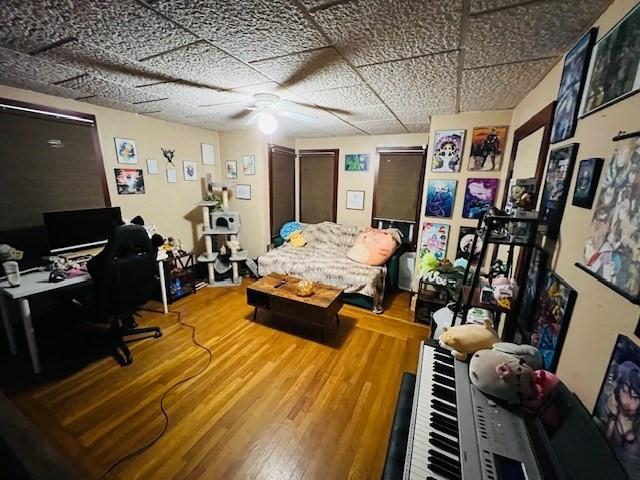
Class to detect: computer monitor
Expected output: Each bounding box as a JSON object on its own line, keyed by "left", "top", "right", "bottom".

{"left": 43, "top": 207, "right": 123, "bottom": 254}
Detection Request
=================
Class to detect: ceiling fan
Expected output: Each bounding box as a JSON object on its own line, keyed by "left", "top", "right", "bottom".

{"left": 230, "top": 93, "right": 318, "bottom": 134}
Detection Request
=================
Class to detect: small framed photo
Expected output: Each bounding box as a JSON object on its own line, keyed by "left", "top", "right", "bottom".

{"left": 114, "top": 168, "right": 145, "bottom": 194}
{"left": 236, "top": 184, "right": 251, "bottom": 200}
{"left": 166, "top": 168, "right": 177, "bottom": 183}
{"left": 201, "top": 143, "right": 215, "bottom": 165}
{"left": 146, "top": 158, "right": 159, "bottom": 174}
{"left": 183, "top": 160, "right": 198, "bottom": 181}
{"left": 226, "top": 160, "right": 238, "bottom": 179}
{"left": 572, "top": 158, "right": 603, "bottom": 209}
{"left": 114, "top": 137, "right": 138, "bottom": 164}
{"left": 242, "top": 155, "right": 256, "bottom": 175}
{"left": 346, "top": 190, "right": 365, "bottom": 210}
{"left": 345, "top": 153, "right": 369, "bottom": 172}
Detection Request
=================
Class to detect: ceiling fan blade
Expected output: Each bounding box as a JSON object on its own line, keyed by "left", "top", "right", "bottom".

{"left": 277, "top": 110, "right": 317, "bottom": 122}
{"left": 279, "top": 47, "right": 337, "bottom": 88}
{"left": 230, "top": 109, "right": 254, "bottom": 120}
{"left": 245, "top": 111, "right": 260, "bottom": 125}
{"left": 285, "top": 99, "right": 352, "bottom": 117}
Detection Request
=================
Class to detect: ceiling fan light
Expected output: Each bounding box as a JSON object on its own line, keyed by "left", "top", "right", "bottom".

{"left": 257, "top": 111, "right": 278, "bottom": 135}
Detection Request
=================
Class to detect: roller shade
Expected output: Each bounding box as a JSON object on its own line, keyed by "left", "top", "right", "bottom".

{"left": 269, "top": 145, "right": 296, "bottom": 237}
{"left": 373, "top": 151, "right": 425, "bottom": 222}
{"left": 299, "top": 150, "right": 337, "bottom": 224}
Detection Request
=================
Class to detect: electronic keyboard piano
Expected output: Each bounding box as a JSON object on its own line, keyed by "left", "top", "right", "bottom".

{"left": 382, "top": 341, "right": 628, "bottom": 480}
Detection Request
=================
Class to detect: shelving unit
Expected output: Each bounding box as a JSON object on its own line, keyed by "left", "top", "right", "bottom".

{"left": 161, "top": 252, "right": 196, "bottom": 303}
{"left": 451, "top": 213, "right": 539, "bottom": 340}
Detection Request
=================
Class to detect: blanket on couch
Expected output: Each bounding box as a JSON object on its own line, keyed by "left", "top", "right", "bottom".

{"left": 257, "top": 222, "right": 387, "bottom": 309}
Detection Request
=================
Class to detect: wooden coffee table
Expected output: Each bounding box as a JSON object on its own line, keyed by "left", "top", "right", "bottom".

{"left": 246, "top": 274, "right": 343, "bottom": 341}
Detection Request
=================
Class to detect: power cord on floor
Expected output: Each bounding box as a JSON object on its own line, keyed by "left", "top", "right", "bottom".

{"left": 100, "top": 308, "right": 213, "bottom": 479}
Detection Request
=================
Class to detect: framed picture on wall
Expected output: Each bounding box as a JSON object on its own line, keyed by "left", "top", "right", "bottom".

{"left": 456, "top": 226, "right": 482, "bottom": 262}
{"left": 225, "top": 160, "right": 238, "bottom": 179}
{"left": 539, "top": 143, "right": 579, "bottom": 239}
{"left": 114, "top": 168, "right": 145, "bottom": 194}
{"left": 592, "top": 335, "right": 640, "bottom": 479}
{"left": 114, "top": 137, "right": 138, "bottom": 164}
{"left": 419, "top": 222, "right": 450, "bottom": 261}
{"left": 346, "top": 190, "right": 365, "bottom": 210}
{"left": 462, "top": 178, "right": 499, "bottom": 219}
{"left": 519, "top": 246, "right": 548, "bottom": 334}
{"left": 432, "top": 129, "right": 464, "bottom": 172}
{"left": 183, "top": 160, "right": 198, "bottom": 181}
{"left": 572, "top": 157, "right": 604, "bottom": 208}
{"left": 577, "top": 132, "right": 640, "bottom": 304}
{"left": 468, "top": 126, "right": 508, "bottom": 171}
{"left": 201, "top": 143, "right": 215, "bottom": 165}
{"left": 242, "top": 155, "right": 256, "bottom": 175}
{"left": 236, "top": 184, "right": 251, "bottom": 200}
{"left": 530, "top": 270, "right": 577, "bottom": 373}
{"left": 550, "top": 28, "right": 597, "bottom": 144}
{"left": 345, "top": 153, "right": 369, "bottom": 172}
{"left": 425, "top": 179, "right": 457, "bottom": 218}
{"left": 580, "top": 3, "right": 640, "bottom": 117}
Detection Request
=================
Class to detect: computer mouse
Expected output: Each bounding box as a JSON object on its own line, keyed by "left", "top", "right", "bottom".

{"left": 49, "top": 269, "right": 67, "bottom": 283}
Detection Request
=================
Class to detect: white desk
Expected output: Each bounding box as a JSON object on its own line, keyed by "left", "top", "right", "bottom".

{"left": 0, "top": 251, "right": 168, "bottom": 374}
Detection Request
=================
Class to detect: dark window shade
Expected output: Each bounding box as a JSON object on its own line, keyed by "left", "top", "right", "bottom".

{"left": 269, "top": 146, "right": 296, "bottom": 237}
{"left": 373, "top": 152, "right": 425, "bottom": 222}
{"left": 299, "top": 151, "right": 337, "bottom": 224}
{"left": 0, "top": 109, "right": 107, "bottom": 253}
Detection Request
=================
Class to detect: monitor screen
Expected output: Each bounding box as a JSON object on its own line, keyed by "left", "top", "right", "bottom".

{"left": 43, "top": 207, "right": 122, "bottom": 253}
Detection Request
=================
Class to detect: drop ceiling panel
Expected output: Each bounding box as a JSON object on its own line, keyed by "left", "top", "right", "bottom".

{"left": 310, "top": 0, "right": 461, "bottom": 66}
{"left": 302, "top": 84, "right": 381, "bottom": 111}
{"left": 141, "top": 42, "right": 269, "bottom": 90}
{"left": 0, "top": 47, "right": 81, "bottom": 84}
{"left": 311, "top": 119, "right": 366, "bottom": 136}
{"left": 154, "top": 0, "right": 328, "bottom": 62}
{"left": 359, "top": 52, "right": 458, "bottom": 112}
{"left": 136, "top": 82, "right": 239, "bottom": 107}
{"left": 0, "top": 77, "right": 79, "bottom": 100}
{"left": 405, "top": 123, "right": 430, "bottom": 133}
{"left": 251, "top": 47, "right": 361, "bottom": 93}
{"left": 465, "top": 0, "right": 612, "bottom": 68}
{"left": 460, "top": 57, "right": 557, "bottom": 111}
{"left": 469, "top": 0, "right": 527, "bottom": 14}
{"left": 78, "top": 96, "right": 151, "bottom": 114}
{"left": 354, "top": 118, "right": 407, "bottom": 135}
{"left": 394, "top": 110, "right": 430, "bottom": 124}
{"left": 337, "top": 105, "right": 395, "bottom": 122}
{"left": 56, "top": 75, "right": 163, "bottom": 104}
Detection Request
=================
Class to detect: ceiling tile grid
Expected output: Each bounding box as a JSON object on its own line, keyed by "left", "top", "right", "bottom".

{"left": 56, "top": 75, "right": 164, "bottom": 104}
{"left": 302, "top": 84, "right": 383, "bottom": 111}
{"left": 78, "top": 96, "right": 153, "bottom": 114}
{"left": 405, "top": 123, "right": 430, "bottom": 134}
{"left": 337, "top": 104, "right": 396, "bottom": 123}
{"left": 310, "top": 0, "right": 462, "bottom": 66}
{"left": 353, "top": 118, "right": 407, "bottom": 135}
{"left": 135, "top": 82, "right": 239, "bottom": 107}
{"left": 153, "top": 0, "right": 329, "bottom": 62}
{"left": 460, "top": 57, "right": 557, "bottom": 111}
{"left": 0, "top": 47, "right": 81, "bottom": 84}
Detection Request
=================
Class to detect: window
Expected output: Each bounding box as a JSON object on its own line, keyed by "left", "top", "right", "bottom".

{"left": 268, "top": 144, "right": 296, "bottom": 237}
{"left": 372, "top": 147, "right": 426, "bottom": 248}
{"left": 299, "top": 149, "right": 338, "bottom": 224}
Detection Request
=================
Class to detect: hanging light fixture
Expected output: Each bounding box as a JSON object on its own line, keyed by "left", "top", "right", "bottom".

{"left": 257, "top": 111, "right": 278, "bottom": 135}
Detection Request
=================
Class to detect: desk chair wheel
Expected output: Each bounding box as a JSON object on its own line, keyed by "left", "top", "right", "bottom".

{"left": 154, "top": 331, "right": 162, "bottom": 338}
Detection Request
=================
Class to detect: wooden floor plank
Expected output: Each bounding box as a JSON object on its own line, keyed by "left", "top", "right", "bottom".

{"left": 4, "top": 281, "right": 426, "bottom": 479}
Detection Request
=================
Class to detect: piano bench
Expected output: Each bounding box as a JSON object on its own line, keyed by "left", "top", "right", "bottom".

{"left": 382, "top": 371, "right": 416, "bottom": 480}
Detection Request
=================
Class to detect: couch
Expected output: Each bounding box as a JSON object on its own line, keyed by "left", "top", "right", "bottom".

{"left": 257, "top": 222, "right": 400, "bottom": 312}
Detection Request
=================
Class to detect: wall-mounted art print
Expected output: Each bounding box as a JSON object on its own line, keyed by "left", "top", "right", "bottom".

{"left": 462, "top": 178, "right": 499, "bottom": 219}
{"left": 114, "top": 137, "right": 138, "bottom": 164}
{"left": 425, "top": 179, "right": 457, "bottom": 218}
{"left": 242, "top": 155, "right": 256, "bottom": 175}
{"left": 539, "top": 143, "right": 579, "bottom": 239}
{"left": 468, "top": 126, "right": 508, "bottom": 171}
{"left": 236, "top": 184, "right": 251, "bottom": 200}
{"left": 225, "top": 160, "right": 238, "bottom": 179}
{"left": 346, "top": 190, "right": 365, "bottom": 210}
{"left": 550, "top": 28, "right": 597, "bottom": 144}
{"left": 114, "top": 168, "right": 145, "bottom": 194}
{"left": 183, "top": 160, "right": 198, "bottom": 181}
{"left": 432, "top": 129, "right": 465, "bottom": 172}
{"left": 201, "top": 143, "right": 215, "bottom": 165}
{"left": 345, "top": 153, "right": 369, "bottom": 172}
{"left": 166, "top": 169, "right": 177, "bottom": 184}
{"left": 419, "top": 222, "right": 450, "bottom": 261}
{"left": 577, "top": 132, "right": 640, "bottom": 304}
{"left": 530, "top": 270, "right": 577, "bottom": 373}
{"left": 456, "top": 226, "right": 482, "bottom": 262}
{"left": 520, "top": 247, "right": 548, "bottom": 334}
{"left": 581, "top": 3, "right": 640, "bottom": 117}
{"left": 593, "top": 335, "right": 640, "bottom": 479}
{"left": 146, "top": 159, "right": 159, "bottom": 174}
{"left": 572, "top": 158, "right": 604, "bottom": 208}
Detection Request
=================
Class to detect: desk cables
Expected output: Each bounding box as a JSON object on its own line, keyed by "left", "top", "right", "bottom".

{"left": 100, "top": 308, "right": 213, "bottom": 479}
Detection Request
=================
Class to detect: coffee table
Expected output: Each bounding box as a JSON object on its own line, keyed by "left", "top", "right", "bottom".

{"left": 246, "top": 274, "right": 343, "bottom": 341}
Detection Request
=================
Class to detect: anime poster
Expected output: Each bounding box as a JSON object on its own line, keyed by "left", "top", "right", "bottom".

{"left": 519, "top": 247, "right": 548, "bottom": 332}
{"left": 432, "top": 130, "right": 465, "bottom": 173}
{"left": 593, "top": 335, "right": 640, "bottom": 478}
{"left": 456, "top": 226, "right": 482, "bottom": 262}
{"left": 462, "top": 178, "right": 499, "bottom": 219}
{"left": 550, "top": 29, "right": 596, "bottom": 143}
{"left": 579, "top": 134, "right": 640, "bottom": 304}
{"left": 468, "top": 126, "right": 508, "bottom": 171}
{"left": 419, "top": 223, "right": 450, "bottom": 262}
{"left": 114, "top": 168, "right": 145, "bottom": 195}
{"left": 530, "top": 270, "right": 577, "bottom": 372}
{"left": 539, "top": 144, "right": 578, "bottom": 239}
{"left": 425, "top": 179, "right": 457, "bottom": 218}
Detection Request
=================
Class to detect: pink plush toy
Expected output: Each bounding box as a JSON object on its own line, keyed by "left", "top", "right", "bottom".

{"left": 347, "top": 227, "right": 401, "bottom": 266}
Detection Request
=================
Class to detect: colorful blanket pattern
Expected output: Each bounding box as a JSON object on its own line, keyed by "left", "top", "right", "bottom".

{"left": 257, "top": 222, "right": 387, "bottom": 308}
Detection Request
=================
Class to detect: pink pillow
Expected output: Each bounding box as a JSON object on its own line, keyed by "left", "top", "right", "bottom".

{"left": 347, "top": 228, "right": 399, "bottom": 266}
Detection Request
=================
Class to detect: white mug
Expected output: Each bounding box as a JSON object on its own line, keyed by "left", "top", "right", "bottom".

{"left": 2, "top": 261, "right": 20, "bottom": 287}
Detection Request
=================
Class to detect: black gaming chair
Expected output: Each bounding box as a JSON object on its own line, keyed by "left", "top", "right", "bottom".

{"left": 87, "top": 224, "right": 162, "bottom": 365}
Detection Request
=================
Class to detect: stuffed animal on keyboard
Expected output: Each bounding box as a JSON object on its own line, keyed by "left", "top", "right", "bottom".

{"left": 438, "top": 319, "right": 500, "bottom": 361}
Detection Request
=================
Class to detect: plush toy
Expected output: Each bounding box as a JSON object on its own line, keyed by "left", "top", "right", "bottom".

{"left": 347, "top": 227, "right": 401, "bottom": 266}
{"left": 438, "top": 319, "right": 499, "bottom": 360}
{"left": 280, "top": 222, "right": 306, "bottom": 247}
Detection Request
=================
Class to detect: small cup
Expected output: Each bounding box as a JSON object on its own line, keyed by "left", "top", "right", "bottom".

{"left": 2, "top": 261, "right": 20, "bottom": 287}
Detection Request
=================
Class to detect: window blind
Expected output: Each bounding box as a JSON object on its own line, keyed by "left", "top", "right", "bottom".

{"left": 269, "top": 145, "right": 296, "bottom": 237}
{"left": 299, "top": 150, "right": 337, "bottom": 224}
{"left": 373, "top": 151, "right": 425, "bottom": 222}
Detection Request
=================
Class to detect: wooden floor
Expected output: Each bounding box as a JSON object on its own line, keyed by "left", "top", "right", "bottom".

{"left": 5, "top": 282, "right": 427, "bottom": 479}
